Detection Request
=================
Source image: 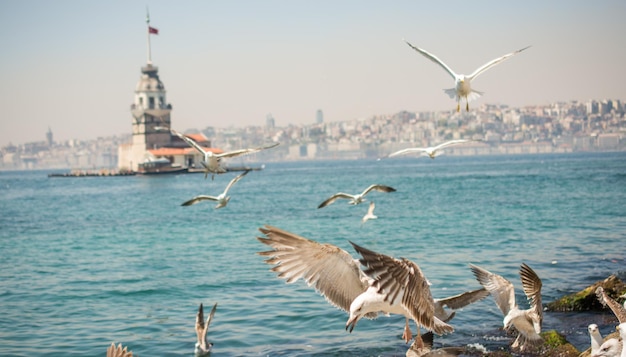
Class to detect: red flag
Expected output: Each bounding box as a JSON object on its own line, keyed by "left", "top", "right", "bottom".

{"left": 148, "top": 26, "right": 159, "bottom": 35}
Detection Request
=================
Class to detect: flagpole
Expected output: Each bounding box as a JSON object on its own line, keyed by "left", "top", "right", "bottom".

{"left": 146, "top": 7, "right": 152, "bottom": 65}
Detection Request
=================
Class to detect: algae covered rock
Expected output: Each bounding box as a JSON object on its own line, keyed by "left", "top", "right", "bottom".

{"left": 503, "top": 330, "right": 580, "bottom": 357}
{"left": 546, "top": 275, "right": 626, "bottom": 312}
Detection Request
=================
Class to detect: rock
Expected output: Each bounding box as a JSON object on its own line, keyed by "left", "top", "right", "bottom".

{"left": 546, "top": 275, "right": 626, "bottom": 312}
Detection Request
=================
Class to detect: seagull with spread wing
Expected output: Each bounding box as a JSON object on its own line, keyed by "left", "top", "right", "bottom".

{"left": 195, "top": 303, "right": 217, "bottom": 356}
{"left": 388, "top": 139, "right": 473, "bottom": 159}
{"left": 596, "top": 287, "right": 626, "bottom": 324}
{"left": 257, "top": 225, "right": 453, "bottom": 344}
{"left": 318, "top": 184, "right": 396, "bottom": 209}
{"left": 404, "top": 40, "right": 530, "bottom": 112}
{"left": 470, "top": 263, "right": 543, "bottom": 351}
{"left": 171, "top": 128, "right": 278, "bottom": 180}
{"left": 181, "top": 170, "right": 250, "bottom": 209}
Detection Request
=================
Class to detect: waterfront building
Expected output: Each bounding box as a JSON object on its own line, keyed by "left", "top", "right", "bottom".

{"left": 118, "top": 14, "right": 221, "bottom": 173}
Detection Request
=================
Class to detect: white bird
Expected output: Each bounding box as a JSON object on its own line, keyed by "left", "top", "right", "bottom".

{"left": 256, "top": 225, "right": 453, "bottom": 344}
{"left": 404, "top": 40, "right": 530, "bottom": 112}
{"left": 589, "top": 324, "right": 604, "bottom": 356}
{"left": 195, "top": 302, "right": 217, "bottom": 357}
{"left": 106, "top": 343, "right": 133, "bottom": 357}
{"left": 388, "top": 140, "right": 473, "bottom": 159}
{"left": 470, "top": 263, "right": 543, "bottom": 351}
{"left": 318, "top": 184, "right": 396, "bottom": 209}
{"left": 596, "top": 287, "right": 626, "bottom": 323}
{"left": 361, "top": 202, "right": 377, "bottom": 225}
{"left": 171, "top": 128, "right": 278, "bottom": 180}
{"left": 181, "top": 170, "right": 250, "bottom": 209}
{"left": 592, "top": 337, "right": 624, "bottom": 357}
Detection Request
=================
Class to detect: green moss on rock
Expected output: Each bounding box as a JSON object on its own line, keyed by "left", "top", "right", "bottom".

{"left": 546, "top": 275, "right": 626, "bottom": 312}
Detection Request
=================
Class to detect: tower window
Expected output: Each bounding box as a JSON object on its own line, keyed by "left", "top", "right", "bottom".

{"left": 159, "top": 97, "right": 164, "bottom": 108}
{"left": 149, "top": 97, "right": 155, "bottom": 109}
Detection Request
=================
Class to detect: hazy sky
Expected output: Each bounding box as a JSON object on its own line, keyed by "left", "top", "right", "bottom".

{"left": 1, "top": 1, "right": 625, "bottom": 147}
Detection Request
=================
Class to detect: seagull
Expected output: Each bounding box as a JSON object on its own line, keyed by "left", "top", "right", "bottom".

{"left": 171, "top": 128, "right": 278, "bottom": 180}
{"left": 470, "top": 263, "right": 543, "bottom": 351}
{"left": 107, "top": 343, "right": 133, "bottom": 357}
{"left": 195, "top": 303, "right": 217, "bottom": 357}
{"left": 589, "top": 324, "right": 604, "bottom": 356}
{"left": 318, "top": 184, "right": 396, "bottom": 209}
{"left": 592, "top": 337, "right": 624, "bottom": 357}
{"left": 596, "top": 287, "right": 626, "bottom": 323}
{"left": 181, "top": 170, "right": 250, "bottom": 209}
{"left": 433, "top": 287, "right": 490, "bottom": 323}
{"left": 388, "top": 140, "right": 473, "bottom": 159}
{"left": 256, "top": 225, "right": 453, "bottom": 344}
{"left": 361, "top": 202, "right": 377, "bottom": 225}
{"left": 404, "top": 40, "right": 530, "bottom": 112}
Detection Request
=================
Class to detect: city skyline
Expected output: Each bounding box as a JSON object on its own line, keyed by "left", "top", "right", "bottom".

{"left": 1, "top": 1, "right": 625, "bottom": 148}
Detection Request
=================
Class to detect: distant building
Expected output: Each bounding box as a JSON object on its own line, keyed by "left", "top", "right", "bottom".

{"left": 266, "top": 113, "right": 275, "bottom": 129}
{"left": 316, "top": 109, "right": 324, "bottom": 124}
{"left": 46, "top": 127, "right": 53, "bottom": 147}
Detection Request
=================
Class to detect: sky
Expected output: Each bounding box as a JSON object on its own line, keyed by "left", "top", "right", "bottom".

{"left": 1, "top": 1, "right": 625, "bottom": 147}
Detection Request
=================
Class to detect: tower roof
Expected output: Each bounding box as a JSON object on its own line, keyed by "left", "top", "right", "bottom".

{"left": 136, "top": 64, "right": 165, "bottom": 93}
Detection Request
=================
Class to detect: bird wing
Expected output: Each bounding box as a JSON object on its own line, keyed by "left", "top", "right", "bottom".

{"left": 404, "top": 40, "right": 458, "bottom": 80}
{"left": 181, "top": 195, "right": 219, "bottom": 206}
{"left": 435, "top": 287, "right": 490, "bottom": 310}
{"left": 467, "top": 46, "right": 531, "bottom": 80}
{"left": 222, "top": 170, "right": 250, "bottom": 195}
{"left": 519, "top": 263, "right": 543, "bottom": 325}
{"left": 388, "top": 147, "right": 428, "bottom": 157}
{"left": 361, "top": 184, "right": 397, "bottom": 197}
{"left": 470, "top": 264, "right": 516, "bottom": 316}
{"left": 367, "top": 202, "right": 376, "bottom": 215}
{"left": 217, "top": 142, "right": 280, "bottom": 159}
{"left": 318, "top": 193, "right": 355, "bottom": 208}
{"left": 196, "top": 302, "right": 217, "bottom": 349}
{"left": 432, "top": 140, "right": 470, "bottom": 151}
{"left": 257, "top": 225, "right": 369, "bottom": 314}
{"left": 171, "top": 128, "right": 209, "bottom": 156}
{"left": 107, "top": 343, "right": 133, "bottom": 357}
{"left": 596, "top": 287, "right": 626, "bottom": 323}
{"left": 350, "top": 241, "right": 453, "bottom": 335}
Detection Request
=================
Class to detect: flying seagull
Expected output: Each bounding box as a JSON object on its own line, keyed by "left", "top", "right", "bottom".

{"left": 388, "top": 140, "right": 473, "bottom": 159}
{"left": 195, "top": 303, "right": 218, "bottom": 357}
{"left": 470, "top": 263, "right": 543, "bottom": 351}
{"left": 256, "top": 225, "right": 453, "bottom": 344}
{"left": 404, "top": 39, "right": 530, "bottom": 112}
{"left": 361, "top": 202, "right": 378, "bottom": 225}
{"left": 181, "top": 170, "right": 250, "bottom": 209}
{"left": 107, "top": 343, "right": 133, "bottom": 357}
{"left": 171, "top": 128, "right": 278, "bottom": 180}
{"left": 318, "top": 184, "right": 396, "bottom": 209}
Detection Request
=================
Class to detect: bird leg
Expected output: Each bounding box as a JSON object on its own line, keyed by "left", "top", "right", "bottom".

{"left": 402, "top": 317, "right": 413, "bottom": 343}
{"left": 456, "top": 102, "right": 460, "bottom": 112}
{"left": 466, "top": 97, "right": 470, "bottom": 111}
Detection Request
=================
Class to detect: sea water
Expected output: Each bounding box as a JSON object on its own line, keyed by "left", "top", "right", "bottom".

{"left": 1, "top": 152, "right": 625, "bottom": 356}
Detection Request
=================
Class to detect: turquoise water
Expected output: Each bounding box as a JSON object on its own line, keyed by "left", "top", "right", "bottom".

{"left": 1, "top": 152, "right": 625, "bottom": 356}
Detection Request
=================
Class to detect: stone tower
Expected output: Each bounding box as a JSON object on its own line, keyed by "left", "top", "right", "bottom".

{"left": 118, "top": 12, "right": 172, "bottom": 171}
